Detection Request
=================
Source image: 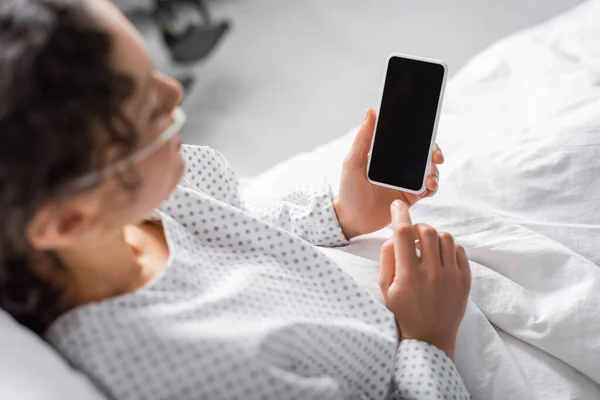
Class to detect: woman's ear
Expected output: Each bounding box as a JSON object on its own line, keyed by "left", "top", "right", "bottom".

{"left": 27, "top": 202, "right": 94, "bottom": 250}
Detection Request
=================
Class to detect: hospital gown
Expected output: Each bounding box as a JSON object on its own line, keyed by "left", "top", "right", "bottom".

{"left": 45, "top": 145, "right": 470, "bottom": 400}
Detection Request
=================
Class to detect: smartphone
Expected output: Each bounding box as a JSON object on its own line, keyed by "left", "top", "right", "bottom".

{"left": 367, "top": 54, "right": 448, "bottom": 194}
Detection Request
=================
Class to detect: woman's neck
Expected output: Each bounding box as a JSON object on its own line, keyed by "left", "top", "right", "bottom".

{"left": 54, "top": 224, "right": 157, "bottom": 306}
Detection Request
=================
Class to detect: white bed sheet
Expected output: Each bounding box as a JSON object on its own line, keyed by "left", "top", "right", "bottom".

{"left": 246, "top": 1, "right": 600, "bottom": 398}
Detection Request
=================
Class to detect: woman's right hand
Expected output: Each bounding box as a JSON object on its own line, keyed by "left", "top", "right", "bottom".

{"left": 379, "top": 200, "right": 471, "bottom": 360}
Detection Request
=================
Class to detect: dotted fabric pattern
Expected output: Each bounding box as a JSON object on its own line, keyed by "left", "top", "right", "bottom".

{"left": 393, "top": 341, "right": 470, "bottom": 400}
{"left": 45, "top": 146, "right": 470, "bottom": 400}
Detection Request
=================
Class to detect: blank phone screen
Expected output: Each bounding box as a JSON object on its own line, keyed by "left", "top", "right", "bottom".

{"left": 368, "top": 56, "right": 445, "bottom": 192}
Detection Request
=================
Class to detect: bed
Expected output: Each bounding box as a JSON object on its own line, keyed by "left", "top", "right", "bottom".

{"left": 246, "top": 1, "right": 600, "bottom": 398}
{"left": 2, "top": 1, "right": 600, "bottom": 398}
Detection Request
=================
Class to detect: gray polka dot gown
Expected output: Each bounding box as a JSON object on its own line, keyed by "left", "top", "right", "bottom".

{"left": 46, "top": 146, "right": 470, "bottom": 400}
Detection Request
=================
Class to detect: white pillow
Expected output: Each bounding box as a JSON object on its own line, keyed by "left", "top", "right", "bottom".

{"left": 0, "top": 310, "right": 106, "bottom": 399}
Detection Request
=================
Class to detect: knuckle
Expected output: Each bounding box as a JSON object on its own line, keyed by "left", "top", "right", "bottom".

{"left": 394, "top": 224, "right": 414, "bottom": 235}
{"left": 462, "top": 272, "right": 472, "bottom": 292}
{"left": 398, "top": 267, "right": 417, "bottom": 283}
{"left": 342, "top": 155, "right": 355, "bottom": 169}
{"left": 425, "top": 270, "right": 442, "bottom": 285}
{"left": 417, "top": 224, "right": 438, "bottom": 238}
{"left": 438, "top": 232, "right": 454, "bottom": 243}
{"left": 380, "top": 240, "right": 394, "bottom": 255}
{"left": 381, "top": 239, "right": 394, "bottom": 250}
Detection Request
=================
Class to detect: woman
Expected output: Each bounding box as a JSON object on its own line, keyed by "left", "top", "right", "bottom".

{"left": 0, "top": 0, "right": 471, "bottom": 399}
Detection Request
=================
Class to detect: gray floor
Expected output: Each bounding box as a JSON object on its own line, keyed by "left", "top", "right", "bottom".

{"left": 139, "top": 0, "right": 585, "bottom": 176}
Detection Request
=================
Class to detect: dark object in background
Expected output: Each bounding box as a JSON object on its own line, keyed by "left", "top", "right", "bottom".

{"left": 176, "top": 74, "right": 195, "bottom": 92}
{"left": 155, "top": 0, "right": 231, "bottom": 64}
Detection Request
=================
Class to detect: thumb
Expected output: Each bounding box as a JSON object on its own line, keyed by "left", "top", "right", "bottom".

{"left": 347, "top": 108, "right": 376, "bottom": 168}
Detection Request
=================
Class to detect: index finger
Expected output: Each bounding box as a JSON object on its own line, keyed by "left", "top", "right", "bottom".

{"left": 390, "top": 200, "right": 418, "bottom": 270}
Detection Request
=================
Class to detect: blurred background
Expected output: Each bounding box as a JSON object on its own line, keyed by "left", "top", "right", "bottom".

{"left": 122, "top": 0, "right": 584, "bottom": 176}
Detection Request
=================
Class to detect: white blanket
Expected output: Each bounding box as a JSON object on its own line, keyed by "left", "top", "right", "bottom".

{"left": 246, "top": 1, "right": 600, "bottom": 398}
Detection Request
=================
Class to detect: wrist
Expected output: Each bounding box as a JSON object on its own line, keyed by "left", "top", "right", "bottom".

{"left": 332, "top": 197, "right": 361, "bottom": 239}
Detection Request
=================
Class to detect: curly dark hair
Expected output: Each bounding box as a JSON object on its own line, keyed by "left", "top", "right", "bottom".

{"left": 0, "top": 0, "right": 139, "bottom": 335}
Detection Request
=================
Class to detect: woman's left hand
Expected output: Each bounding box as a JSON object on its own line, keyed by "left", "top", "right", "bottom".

{"left": 333, "top": 108, "right": 444, "bottom": 239}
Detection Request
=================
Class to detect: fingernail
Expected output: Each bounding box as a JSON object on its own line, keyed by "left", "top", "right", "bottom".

{"left": 437, "top": 149, "right": 444, "bottom": 159}
{"left": 433, "top": 175, "right": 439, "bottom": 184}
{"left": 391, "top": 200, "right": 402, "bottom": 221}
{"left": 364, "top": 109, "right": 370, "bottom": 121}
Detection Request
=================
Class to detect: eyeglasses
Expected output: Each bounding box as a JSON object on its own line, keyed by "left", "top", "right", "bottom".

{"left": 69, "top": 107, "right": 187, "bottom": 191}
